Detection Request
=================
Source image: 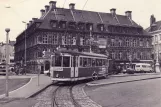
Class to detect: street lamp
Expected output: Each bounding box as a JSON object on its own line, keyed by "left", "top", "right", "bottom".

{"left": 89, "top": 26, "right": 92, "bottom": 53}
{"left": 22, "top": 21, "right": 27, "bottom": 74}
{"left": 5, "top": 28, "right": 10, "bottom": 97}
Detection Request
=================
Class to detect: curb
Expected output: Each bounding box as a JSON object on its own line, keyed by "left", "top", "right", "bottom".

{"left": 27, "top": 83, "right": 53, "bottom": 98}
{"left": 110, "top": 73, "right": 160, "bottom": 78}
{"left": 86, "top": 76, "right": 161, "bottom": 86}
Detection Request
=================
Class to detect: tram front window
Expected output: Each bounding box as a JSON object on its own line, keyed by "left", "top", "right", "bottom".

{"left": 63, "top": 56, "right": 70, "bottom": 67}
{"left": 55, "top": 56, "right": 62, "bottom": 67}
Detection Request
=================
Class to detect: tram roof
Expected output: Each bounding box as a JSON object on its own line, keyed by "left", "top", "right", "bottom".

{"left": 55, "top": 50, "right": 108, "bottom": 58}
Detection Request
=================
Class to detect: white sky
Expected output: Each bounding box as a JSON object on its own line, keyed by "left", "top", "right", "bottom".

{"left": 0, "top": 0, "right": 161, "bottom": 42}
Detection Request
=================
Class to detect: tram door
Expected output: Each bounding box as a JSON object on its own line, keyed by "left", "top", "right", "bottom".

{"left": 71, "top": 56, "right": 78, "bottom": 78}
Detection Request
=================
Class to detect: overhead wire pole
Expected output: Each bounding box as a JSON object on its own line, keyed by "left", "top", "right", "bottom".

{"left": 22, "top": 21, "right": 27, "bottom": 75}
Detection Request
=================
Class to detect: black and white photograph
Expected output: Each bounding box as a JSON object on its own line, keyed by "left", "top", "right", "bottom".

{"left": 0, "top": 0, "right": 161, "bottom": 107}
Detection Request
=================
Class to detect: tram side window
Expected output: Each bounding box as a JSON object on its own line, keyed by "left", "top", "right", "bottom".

{"left": 87, "top": 58, "right": 91, "bottom": 67}
{"left": 92, "top": 59, "right": 96, "bottom": 67}
{"left": 55, "top": 56, "right": 62, "bottom": 67}
{"left": 83, "top": 58, "right": 87, "bottom": 67}
{"left": 63, "top": 56, "right": 70, "bottom": 67}
{"left": 102, "top": 60, "right": 106, "bottom": 66}
{"left": 99, "top": 59, "right": 102, "bottom": 66}
{"left": 80, "top": 57, "right": 83, "bottom": 67}
{"left": 96, "top": 59, "right": 102, "bottom": 66}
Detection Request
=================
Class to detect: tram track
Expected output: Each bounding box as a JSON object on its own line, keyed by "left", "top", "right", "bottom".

{"left": 53, "top": 83, "right": 81, "bottom": 107}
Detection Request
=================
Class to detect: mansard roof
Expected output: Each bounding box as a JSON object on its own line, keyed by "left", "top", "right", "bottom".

{"left": 38, "top": 8, "right": 141, "bottom": 30}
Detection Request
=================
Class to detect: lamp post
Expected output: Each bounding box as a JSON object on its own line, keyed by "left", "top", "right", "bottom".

{"left": 155, "top": 35, "right": 160, "bottom": 72}
{"left": 5, "top": 28, "right": 10, "bottom": 97}
{"left": 22, "top": 21, "right": 27, "bottom": 74}
{"left": 89, "top": 26, "right": 92, "bottom": 53}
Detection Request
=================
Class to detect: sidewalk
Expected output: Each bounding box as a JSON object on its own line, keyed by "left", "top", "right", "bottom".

{"left": 0, "top": 74, "right": 53, "bottom": 99}
{"left": 86, "top": 73, "right": 161, "bottom": 86}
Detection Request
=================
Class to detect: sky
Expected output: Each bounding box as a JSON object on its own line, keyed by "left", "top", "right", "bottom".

{"left": 0, "top": 0, "right": 161, "bottom": 42}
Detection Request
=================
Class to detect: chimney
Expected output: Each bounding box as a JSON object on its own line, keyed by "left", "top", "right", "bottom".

{"left": 150, "top": 14, "right": 156, "bottom": 26}
{"left": 110, "top": 8, "right": 116, "bottom": 16}
{"left": 69, "top": 3, "right": 75, "bottom": 9}
{"left": 125, "top": 11, "right": 132, "bottom": 19}
{"left": 49, "top": 1, "right": 56, "bottom": 10}
{"left": 32, "top": 18, "right": 38, "bottom": 22}
{"left": 45, "top": 5, "right": 50, "bottom": 13}
{"left": 29, "top": 20, "right": 33, "bottom": 25}
{"left": 40, "top": 9, "right": 45, "bottom": 17}
{"left": 27, "top": 23, "right": 29, "bottom": 28}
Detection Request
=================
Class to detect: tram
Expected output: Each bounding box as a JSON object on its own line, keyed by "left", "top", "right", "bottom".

{"left": 50, "top": 50, "right": 109, "bottom": 81}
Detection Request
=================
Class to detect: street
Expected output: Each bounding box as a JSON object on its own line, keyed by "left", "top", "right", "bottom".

{"left": 85, "top": 78, "right": 161, "bottom": 107}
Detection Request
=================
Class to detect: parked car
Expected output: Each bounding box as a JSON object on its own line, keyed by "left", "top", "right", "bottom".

{"left": 126, "top": 68, "right": 135, "bottom": 74}
{"left": 122, "top": 67, "right": 135, "bottom": 74}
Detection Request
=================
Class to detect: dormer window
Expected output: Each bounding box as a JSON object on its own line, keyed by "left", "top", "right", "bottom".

{"left": 86, "top": 23, "right": 93, "bottom": 31}
{"left": 78, "top": 22, "right": 85, "bottom": 30}
{"left": 97, "top": 24, "right": 104, "bottom": 31}
{"left": 68, "top": 21, "right": 76, "bottom": 30}
{"left": 59, "top": 21, "right": 66, "bottom": 29}
{"left": 50, "top": 20, "right": 58, "bottom": 28}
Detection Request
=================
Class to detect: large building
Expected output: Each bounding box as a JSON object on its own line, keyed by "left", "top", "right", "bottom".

{"left": 15, "top": 1, "right": 152, "bottom": 73}
{"left": 146, "top": 15, "right": 161, "bottom": 65}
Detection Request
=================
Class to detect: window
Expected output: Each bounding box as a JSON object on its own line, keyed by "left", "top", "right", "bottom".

{"left": 42, "top": 35, "right": 48, "bottom": 44}
{"left": 92, "top": 59, "right": 96, "bottom": 66}
{"left": 111, "top": 39, "right": 115, "bottom": 46}
{"left": 111, "top": 52, "right": 115, "bottom": 59}
{"left": 78, "top": 23, "right": 85, "bottom": 30}
{"left": 119, "top": 52, "right": 122, "bottom": 59}
{"left": 50, "top": 20, "right": 57, "bottom": 28}
{"left": 133, "top": 39, "right": 137, "bottom": 47}
{"left": 86, "top": 24, "right": 93, "bottom": 31}
{"left": 80, "top": 57, "right": 83, "bottom": 67}
{"left": 146, "top": 40, "right": 149, "bottom": 47}
{"left": 62, "top": 35, "right": 70, "bottom": 45}
{"left": 55, "top": 56, "right": 62, "bottom": 67}
{"left": 118, "top": 39, "right": 122, "bottom": 47}
{"left": 126, "top": 39, "right": 130, "bottom": 46}
{"left": 53, "top": 34, "right": 58, "bottom": 45}
{"left": 87, "top": 58, "right": 91, "bottom": 67}
{"left": 71, "top": 36, "right": 76, "bottom": 45}
{"left": 83, "top": 58, "right": 87, "bottom": 67}
{"left": 63, "top": 56, "right": 70, "bottom": 67}
{"left": 140, "top": 39, "right": 143, "bottom": 46}
{"left": 68, "top": 22, "right": 76, "bottom": 29}
{"left": 80, "top": 37, "right": 85, "bottom": 45}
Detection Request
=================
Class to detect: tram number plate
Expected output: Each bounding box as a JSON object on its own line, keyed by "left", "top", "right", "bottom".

{"left": 53, "top": 67, "right": 63, "bottom": 71}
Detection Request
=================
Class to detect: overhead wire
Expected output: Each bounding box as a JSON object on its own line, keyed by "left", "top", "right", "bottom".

{"left": 63, "top": 0, "right": 67, "bottom": 8}
{"left": 82, "top": 0, "right": 89, "bottom": 10}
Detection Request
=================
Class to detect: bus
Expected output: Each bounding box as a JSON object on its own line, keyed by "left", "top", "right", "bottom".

{"left": 135, "top": 63, "right": 153, "bottom": 73}
{"left": 50, "top": 50, "right": 109, "bottom": 82}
